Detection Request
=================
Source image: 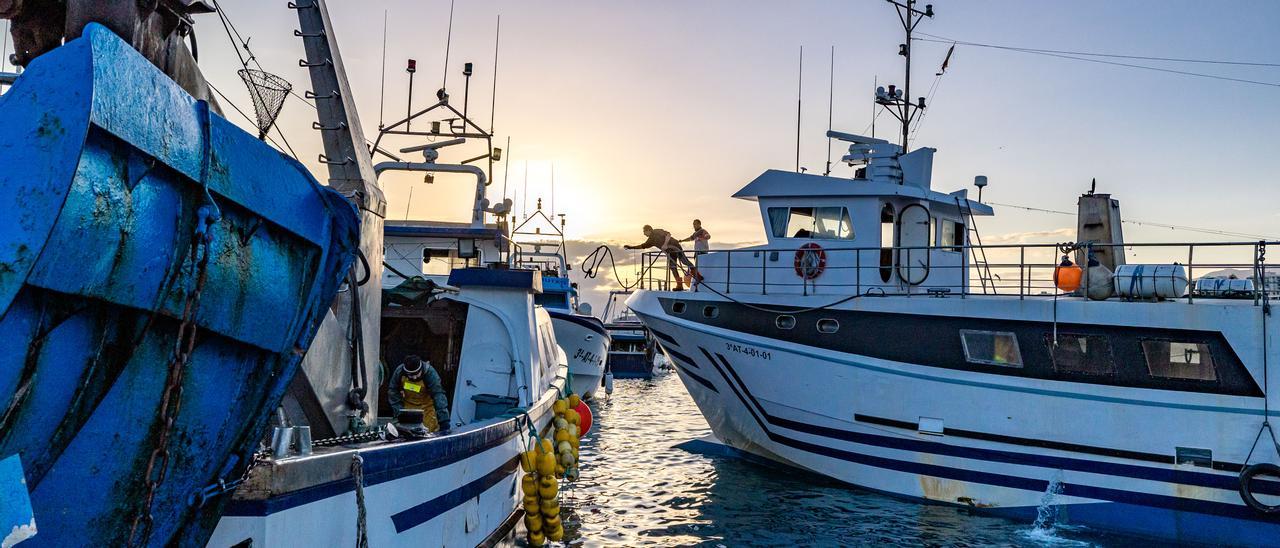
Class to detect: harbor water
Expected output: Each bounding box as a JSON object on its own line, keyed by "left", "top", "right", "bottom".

{"left": 551, "top": 374, "right": 1137, "bottom": 547}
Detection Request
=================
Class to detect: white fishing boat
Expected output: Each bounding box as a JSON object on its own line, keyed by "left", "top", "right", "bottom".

{"left": 510, "top": 208, "right": 610, "bottom": 399}
{"left": 628, "top": 2, "right": 1280, "bottom": 544}
{"left": 206, "top": 2, "right": 570, "bottom": 545}
{"left": 602, "top": 291, "right": 660, "bottom": 379}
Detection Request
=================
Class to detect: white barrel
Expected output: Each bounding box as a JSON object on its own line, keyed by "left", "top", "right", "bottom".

{"left": 1114, "top": 264, "right": 1188, "bottom": 299}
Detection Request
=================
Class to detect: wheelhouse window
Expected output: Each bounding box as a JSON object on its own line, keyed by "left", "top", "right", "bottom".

{"left": 938, "top": 219, "right": 965, "bottom": 252}
{"left": 1046, "top": 333, "right": 1115, "bottom": 376}
{"left": 768, "top": 207, "right": 854, "bottom": 239}
{"left": 1142, "top": 340, "right": 1217, "bottom": 381}
{"left": 960, "top": 330, "right": 1023, "bottom": 367}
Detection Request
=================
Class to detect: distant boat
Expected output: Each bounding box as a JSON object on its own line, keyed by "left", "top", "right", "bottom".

{"left": 603, "top": 291, "right": 659, "bottom": 379}
{"left": 510, "top": 208, "right": 610, "bottom": 399}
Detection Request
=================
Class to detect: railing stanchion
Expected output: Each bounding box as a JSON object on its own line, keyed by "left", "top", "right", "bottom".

{"left": 1187, "top": 244, "right": 1194, "bottom": 304}
{"left": 726, "top": 251, "right": 732, "bottom": 294}
{"left": 856, "top": 249, "right": 861, "bottom": 296}
{"left": 752, "top": 252, "right": 762, "bottom": 295}
{"left": 1019, "top": 246, "right": 1025, "bottom": 300}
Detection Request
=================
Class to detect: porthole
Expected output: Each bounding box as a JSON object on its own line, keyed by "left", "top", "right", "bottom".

{"left": 816, "top": 319, "right": 839, "bottom": 334}
{"left": 776, "top": 315, "right": 796, "bottom": 330}
{"left": 672, "top": 301, "right": 686, "bottom": 314}
{"left": 702, "top": 305, "right": 719, "bottom": 319}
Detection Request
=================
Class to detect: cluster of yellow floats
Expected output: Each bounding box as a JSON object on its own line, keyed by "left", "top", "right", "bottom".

{"left": 521, "top": 394, "right": 589, "bottom": 546}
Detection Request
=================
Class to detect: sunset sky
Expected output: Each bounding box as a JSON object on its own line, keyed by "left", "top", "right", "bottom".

{"left": 18, "top": 0, "right": 1273, "bottom": 305}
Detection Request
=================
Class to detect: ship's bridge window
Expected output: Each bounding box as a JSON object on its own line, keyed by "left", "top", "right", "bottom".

{"left": 939, "top": 219, "right": 965, "bottom": 252}
{"left": 1142, "top": 340, "right": 1217, "bottom": 381}
{"left": 768, "top": 207, "right": 854, "bottom": 240}
{"left": 960, "top": 330, "right": 1023, "bottom": 367}
{"left": 1046, "top": 333, "right": 1115, "bottom": 376}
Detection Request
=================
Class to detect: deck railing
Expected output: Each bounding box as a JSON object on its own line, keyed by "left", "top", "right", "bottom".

{"left": 637, "top": 240, "right": 1278, "bottom": 305}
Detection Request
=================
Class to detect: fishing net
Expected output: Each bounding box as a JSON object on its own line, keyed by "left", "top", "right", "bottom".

{"left": 237, "top": 68, "right": 292, "bottom": 139}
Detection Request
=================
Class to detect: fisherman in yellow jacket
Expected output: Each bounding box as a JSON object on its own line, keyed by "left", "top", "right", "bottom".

{"left": 387, "top": 354, "right": 451, "bottom": 432}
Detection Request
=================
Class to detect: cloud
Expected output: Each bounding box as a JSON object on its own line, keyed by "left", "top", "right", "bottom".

{"left": 982, "top": 228, "right": 1076, "bottom": 244}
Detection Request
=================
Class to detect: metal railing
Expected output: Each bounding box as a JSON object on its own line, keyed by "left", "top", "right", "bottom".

{"left": 636, "top": 240, "right": 1278, "bottom": 305}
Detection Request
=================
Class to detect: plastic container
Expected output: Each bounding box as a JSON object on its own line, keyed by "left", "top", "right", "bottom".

{"left": 1114, "top": 264, "right": 1188, "bottom": 300}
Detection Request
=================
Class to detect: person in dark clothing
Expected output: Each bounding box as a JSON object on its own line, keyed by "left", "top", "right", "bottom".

{"left": 387, "top": 354, "right": 451, "bottom": 432}
{"left": 625, "top": 225, "right": 702, "bottom": 290}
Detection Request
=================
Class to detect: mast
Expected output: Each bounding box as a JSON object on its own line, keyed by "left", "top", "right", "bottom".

{"left": 881, "top": 0, "right": 933, "bottom": 153}
{"left": 291, "top": 0, "right": 386, "bottom": 433}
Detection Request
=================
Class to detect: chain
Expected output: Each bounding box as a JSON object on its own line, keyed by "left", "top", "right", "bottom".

{"left": 352, "top": 454, "right": 368, "bottom": 548}
{"left": 312, "top": 430, "right": 382, "bottom": 448}
{"left": 127, "top": 205, "right": 220, "bottom": 547}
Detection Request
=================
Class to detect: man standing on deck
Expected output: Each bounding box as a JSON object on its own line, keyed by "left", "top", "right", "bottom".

{"left": 625, "top": 225, "right": 702, "bottom": 291}
{"left": 681, "top": 219, "right": 711, "bottom": 255}
{"left": 387, "top": 355, "right": 451, "bottom": 432}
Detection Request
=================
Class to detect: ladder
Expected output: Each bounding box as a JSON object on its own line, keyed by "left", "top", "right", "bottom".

{"left": 955, "top": 196, "right": 995, "bottom": 294}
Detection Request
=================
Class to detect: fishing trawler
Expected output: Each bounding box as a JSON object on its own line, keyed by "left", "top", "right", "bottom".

{"left": 0, "top": 4, "right": 359, "bottom": 546}
{"left": 510, "top": 208, "right": 610, "bottom": 399}
{"left": 205, "top": 2, "right": 577, "bottom": 545}
{"left": 629, "top": 2, "right": 1280, "bottom": 544}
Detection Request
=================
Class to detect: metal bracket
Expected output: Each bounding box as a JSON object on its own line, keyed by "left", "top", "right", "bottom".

{"left": 287, "top": 1, "right": 317, "bottom": 9}
{"left": 305, "top": 90, "right": 341, "bottom": 100}
{"left": 318, "top": 154, "right": 354, "bottom": 165}
{"left": 298, "top": 58, "right": 333, "bottom": 68}
{"left": 293, "top": 29, "right": 326, "bottom": 38}
{"left": 313, "top": 121, "right": 349, "bottom": 131}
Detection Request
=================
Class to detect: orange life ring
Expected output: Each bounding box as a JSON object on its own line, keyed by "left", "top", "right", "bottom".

{"left": 794, "top": 243, "right": 827, "bottom": 280}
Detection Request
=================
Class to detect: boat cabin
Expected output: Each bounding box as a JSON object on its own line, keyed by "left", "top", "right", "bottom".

{"left": 382, "top": 220, "right": 507, "bottom": 288}
{"left": 695, "top": 132, "right": 992, "bottom": 296}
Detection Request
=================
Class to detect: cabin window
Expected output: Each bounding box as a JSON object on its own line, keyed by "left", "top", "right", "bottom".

{"left": 671, "top": 301, "right": 686, "bottom": 314}
{"left": 817, "top": 319, "right": 839, "bottom": 334}
{"left": 776, "top": 315, "right": 796, "bottom": 330}
{"left": 702, "top": 305, "right": 719, "bottom": 319}
{"left": 939, "top": 219, "right": 965, "bottom": 251}
{"left": 767, "top": 207, "right": 854, "bottom": 239}
{"left": 1142, "top": 340, "right": 1217, "bottom": 381}
{"left": 959, "top": 330, "right": 1023, "bottom": 367}
{"left": 1046, "top": 333, "right": 1115, "bottom": 376}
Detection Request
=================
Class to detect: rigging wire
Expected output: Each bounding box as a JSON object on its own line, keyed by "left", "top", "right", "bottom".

{"left": 917, "top": 32, "right": 1280, "bottom": 68}
{"left": 915, "top": 35, "right": 1280, "bottom": 89}
{"left": 207, "top": 81, "right": 297, "bottom": 158}
{"left": 987, "top": 201, "right": 1280, "bottom": 240}
{"left": 209, "top": 0, "right": 299, "bottom": 157}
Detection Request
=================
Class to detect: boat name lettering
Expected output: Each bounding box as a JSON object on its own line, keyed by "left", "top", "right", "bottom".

{"left": 725, "top": 343, "right": 771, "bottom": 360}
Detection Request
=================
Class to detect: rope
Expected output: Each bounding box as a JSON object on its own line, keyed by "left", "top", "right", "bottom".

{"left": 352, "top": 455, "right": 368, "bottom": 548}
{"left": 580, "top": 245, "right": 659, "bottom": 291}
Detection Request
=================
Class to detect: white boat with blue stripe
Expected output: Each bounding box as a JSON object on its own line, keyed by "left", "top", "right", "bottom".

{"left": 629, "top": 2, "right": 1280, "bottom": 543}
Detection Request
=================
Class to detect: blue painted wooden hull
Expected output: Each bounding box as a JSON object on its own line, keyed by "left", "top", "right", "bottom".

{"left": 0, "top": 24, "right": 360, "bottom": 546}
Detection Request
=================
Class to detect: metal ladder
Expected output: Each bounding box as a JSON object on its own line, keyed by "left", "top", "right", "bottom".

{"left": 955, "top": 196, "right": 995, "bottom": 294}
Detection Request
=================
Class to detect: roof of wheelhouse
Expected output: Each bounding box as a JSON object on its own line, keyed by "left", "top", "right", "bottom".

{"left": 731, "top": 131, "right": 993, "bottom": 216}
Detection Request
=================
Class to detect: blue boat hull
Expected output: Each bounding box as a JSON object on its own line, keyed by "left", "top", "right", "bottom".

{"left": 0, "top": 24, "right": 359, "bottom": 546}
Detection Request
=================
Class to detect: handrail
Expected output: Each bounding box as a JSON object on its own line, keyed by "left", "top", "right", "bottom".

{"left": 629, "top": 240, "right": 1277, "bottom": 304}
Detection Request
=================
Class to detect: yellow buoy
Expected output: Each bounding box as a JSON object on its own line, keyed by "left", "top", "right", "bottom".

{"left": 524, "top": 513, "right": 543, "bottom": 533}
{"left": 522, "top": 474, "right": 537, "bottom": 497}
{"left": 568, "top": 394, "right": 581, "bottom": 409}
{"left": 540, "top": 498, "right": 560, "bottom": 518}
{"left": 536, "top": 451, "right": 556, "bottom": 476}
{"left": 552, "top": 399, "right": 569, "bottom": 415}
{"left": 538, "top": 475, "right": 558, "bottom": 499}
{"left": 538, "top": 438, "right": 553, "bottom": 454}
{"left": 528, "top": 530, "right": 545, "bottom": 546}
{"left": 564, "top": 408, "right": 581, "bottom": 425}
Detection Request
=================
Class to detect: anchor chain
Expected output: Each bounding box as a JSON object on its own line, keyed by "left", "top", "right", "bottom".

{"left": 127, "top": 205, "right": 221, "bottom": 547}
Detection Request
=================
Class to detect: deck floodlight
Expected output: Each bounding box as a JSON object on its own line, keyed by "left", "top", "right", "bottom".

{"left": 925, "top": 4, "right": 934, "bottom": 17}
{"left": 431, "top": 120, "right": 441, "bottom": 134}
{"left": 918, "top": 96, "right": 926, "bottom": 108}
{"left": 406, "top": 59, "right": 417, "bottom": 73}
{"left": 876, "top": 86, "right": 888, "bottom": 100}
{"left": 463, "top": 62, "right": 473, "bottom": 76}
{"left": 899, "top": 43, "right": 908, "bottom": 56}
{"left": 492, "top": 147, "right": 502, "bottom": 161}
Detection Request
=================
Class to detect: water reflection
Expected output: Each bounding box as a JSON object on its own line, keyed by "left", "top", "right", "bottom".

{"left": 546, "top": 375, "right": 1127, "bottom": 547}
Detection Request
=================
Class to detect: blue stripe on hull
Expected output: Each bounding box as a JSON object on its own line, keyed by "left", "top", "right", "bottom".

{"left": 666, "top": 340, "right": 1280, "bottom": 544}
{"left": 390, "top": 456, "right": 520, "bottom": 533}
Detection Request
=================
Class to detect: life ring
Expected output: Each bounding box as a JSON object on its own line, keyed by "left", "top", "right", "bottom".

{"left": 794, "top": 243, "right": 826, "bottom": 280}
{"left": 1239, "top": 463, "right": 1280, "bottom": 514}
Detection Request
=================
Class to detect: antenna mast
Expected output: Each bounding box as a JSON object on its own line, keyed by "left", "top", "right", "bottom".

{"left": 795, "top": 46, "right": 803, "bottom": 173}
{"left": 879, "top": 0, "right": 933, "bottom": 153}
{"left": 825, "top": 45, "right": 834, "bottom": 177}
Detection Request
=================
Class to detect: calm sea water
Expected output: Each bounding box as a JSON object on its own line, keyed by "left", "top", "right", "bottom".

{"left": 545, "top": 374, "right": 1136, "bottom": 547}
